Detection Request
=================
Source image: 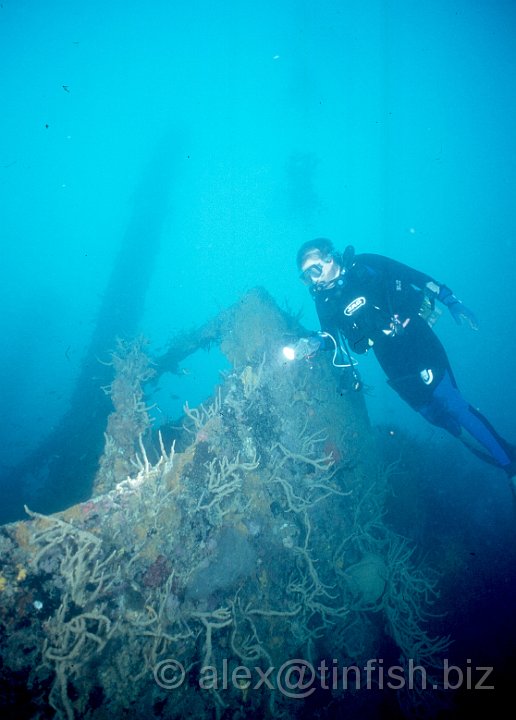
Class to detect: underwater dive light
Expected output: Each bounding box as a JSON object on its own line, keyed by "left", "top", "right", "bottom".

{"left": 282, "top": 337, "right": 321, "bottom": 362}
{"left": 282, "top": 332, "right": 362, "bottom": 391}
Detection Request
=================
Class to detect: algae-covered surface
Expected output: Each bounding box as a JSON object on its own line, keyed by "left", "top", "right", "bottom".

{"left": 0, "top": 292, "right": 455, "bottom": 719}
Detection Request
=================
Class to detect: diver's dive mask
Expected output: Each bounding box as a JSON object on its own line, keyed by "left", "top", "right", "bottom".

{"left": 299, "top": 262, "right": 325, "bottom": 285}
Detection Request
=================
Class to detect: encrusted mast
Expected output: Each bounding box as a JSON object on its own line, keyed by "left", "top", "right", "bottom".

{"left": 0, "top": 289, "right": 450, "bottom": 719}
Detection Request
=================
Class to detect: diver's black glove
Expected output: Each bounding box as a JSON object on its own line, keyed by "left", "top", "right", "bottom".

{"left": 447, "top": 301, "right": 479, "bottom": 329}
{"left": 438, "top": 285, "right": 479, "bottom": 330}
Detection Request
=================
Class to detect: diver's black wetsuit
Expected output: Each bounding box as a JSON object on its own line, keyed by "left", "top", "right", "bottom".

{"left": 312, "top": 252, "right": 514, "bottom": 473}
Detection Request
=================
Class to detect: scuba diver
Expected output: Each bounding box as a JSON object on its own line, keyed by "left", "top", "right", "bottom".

{"left": 292, "top": 238, "right": 516, "bottom": 493}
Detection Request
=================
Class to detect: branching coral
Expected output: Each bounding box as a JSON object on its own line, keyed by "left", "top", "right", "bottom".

{"left": 95, "top": 337, "right": 156, "bottom": 494}
{"left": 24, "top": 505, "right": 116, "bottom": 608}
{"left": 332, "top": 465, "right": 451, "bottom": 707}
{"left": 183, "top": 388, "right": 222, "bottom": 438}
{"left": 0, "top": 292, "right": 456, "bottom": 720}
{"left": 196, "top": 451, "right": 259, "bottom": 521}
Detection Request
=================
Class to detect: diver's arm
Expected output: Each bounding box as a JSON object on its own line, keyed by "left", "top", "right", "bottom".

{"left": 424, "top": 282, "right": 479, "bottom": 329}
{"left": 356, "top": 253, "right": 435, "bottom": 292}
{"left": 359, "top": 254, "right": 478, "bottom": 330}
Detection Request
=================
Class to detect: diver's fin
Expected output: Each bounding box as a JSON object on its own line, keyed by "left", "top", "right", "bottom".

{"left": 457, "top": 432, "right": 499, "bottom": 466}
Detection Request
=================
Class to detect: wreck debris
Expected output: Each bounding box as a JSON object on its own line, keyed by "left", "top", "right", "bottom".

{"left": 0, "top": 290, "right": 450, "bottom": 718}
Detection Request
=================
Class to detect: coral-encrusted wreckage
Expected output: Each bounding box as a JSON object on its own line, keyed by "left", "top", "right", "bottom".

{"left": 0, "top": 289, "right": 450, "bottom": 719}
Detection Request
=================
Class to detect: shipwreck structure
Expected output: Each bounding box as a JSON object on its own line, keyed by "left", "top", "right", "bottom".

{"left": 0, "top": 289, "right": 450, "bottom": 719}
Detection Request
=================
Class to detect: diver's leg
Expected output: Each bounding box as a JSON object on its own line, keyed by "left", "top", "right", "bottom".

{"left": 464, "top": 405, "right": 515, "bottom": 468}
{"left": 419, "top": 371, "right": 514, "bottom": 471}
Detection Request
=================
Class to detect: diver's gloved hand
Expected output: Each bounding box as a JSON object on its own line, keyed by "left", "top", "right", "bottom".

{"left": 437, "top": 285, "right": 479, "bottom": 330}
{"left": 447, "top": 301, "right": 479, "bottom": 330}
{"left": 292, "top": 336, "right": 322, "bottom": 359}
